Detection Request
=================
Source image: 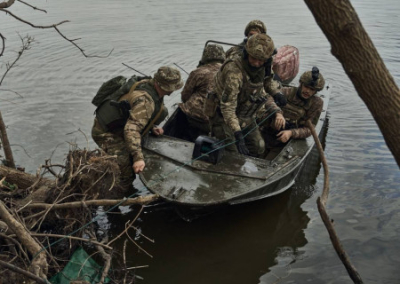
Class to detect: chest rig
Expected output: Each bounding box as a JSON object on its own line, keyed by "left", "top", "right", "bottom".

{"left": 283, "top": 87, "right": 313, "bottom": 127}
{"left": 230, "top": 58, "right": 266, "bottom": 119}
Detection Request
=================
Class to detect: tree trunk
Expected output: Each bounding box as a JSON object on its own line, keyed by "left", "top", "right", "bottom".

{"left": 0, "top": 165, "right": 54, "bottom": 190}
{"left": 304, "top": 0, "right": 400, "bottom": 167}
{"left": 0, "top": 111, "right": 16, "bottom": 168}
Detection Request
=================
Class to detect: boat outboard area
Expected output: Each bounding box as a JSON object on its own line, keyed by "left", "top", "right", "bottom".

{"left": 139, "top": 83, "right": 330, "bottom": 208}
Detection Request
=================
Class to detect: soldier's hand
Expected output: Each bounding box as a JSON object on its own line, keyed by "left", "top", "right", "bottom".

{"left": 274, "top": 113, "right": 286, "bottom": 130}
{"left": 234, "top": 131, "right": 250, "bottom": 156}
{"left": 152, "top": 126, "right": 164, "bottom": 136}
{"left": 276, "top": 130, "right": 292, "bottom": 143}
{"left": 133, "top": 160, "right": 145, "bottom": 174}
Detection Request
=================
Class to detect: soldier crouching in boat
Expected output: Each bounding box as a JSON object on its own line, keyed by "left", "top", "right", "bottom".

{"left": 208, "top": 33, "right": 285, "bottom": 158}
{"left": 91, "top": 66, "right": 183, "bottom": 192}
{"left": 260, "top": 67, "right": 325, "bottom": 159}
{"left": 178, "top": 44, "right": 226, "bottom": 142}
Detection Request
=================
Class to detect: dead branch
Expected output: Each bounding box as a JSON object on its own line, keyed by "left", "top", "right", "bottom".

{"left": 23, "top": 194, "right": 159, "bottom": 210}
{"left": 0, "top": 165, "right": 54, "bottom": 189}
{"left": 17, "top": 0, "right": 47, "bottom": 13}
{"left": 16, "top": 233, "right": 113, "bottom": 250}
{"left": 0, "top": 259, "right": 48, "bottom": 284}
{"left": 0, "top": 34, "right": 33, "bottom": 86}
{"left": 0, "top": 33, "right": 5, "bottom": 57}
{"left": 306, "top": 120, "right": 363, "bottom": 284}
{"left": 0, "top": 0, "right": 15, "bottom": 9}
{"left": 0, "top": 201, "right": 48, "bottom": 279}
{"left": 0, "top": 110, "right": 16, "bottom": 168}
{"left": 53, "top": 26, "right": 114, "bottom": 58}
{"left": 0, "top": 9, "right": 68, "bottom": 28}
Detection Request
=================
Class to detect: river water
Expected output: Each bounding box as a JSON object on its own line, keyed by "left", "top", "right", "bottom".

{"left": 1, "top": 0, "right": 400, "bottom": 283}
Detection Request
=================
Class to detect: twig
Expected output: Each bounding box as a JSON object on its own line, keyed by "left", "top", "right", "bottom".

{"left": 0, "top": 88, "right": 23, "bottom": 97}
{"left": 0, "top": 33, "right": 5, "bottom": 57}
{"left": 123, "top": 239, "right": 128, "bottom": 284}
{"left": 0, "top": 34, "right": 33, "bottom": 86}
{"left": 0, "top": 259, "right": 49, "bottom": 284}
{"left": 306, "top": 120, "right": 363, "bottom": 284}
{"left": 0, "top": 9, "right": 68, "bottom": 28}
{"left": 24, "top": 194, "right": 159, "bottom": 210}
{"left": 53, "top": 26, "right": 113, "bottom": 58}
{"left": 0, "top": 0, "right": 15, "bottom": 9}
{"left": 14, "top": 233, "right": 113, "bottom": 250}
{"left": 108, "top": 206, "right": 144, "bottom": 246}
{"left": 17, "top": 0, "right": 47, "bottom": 13}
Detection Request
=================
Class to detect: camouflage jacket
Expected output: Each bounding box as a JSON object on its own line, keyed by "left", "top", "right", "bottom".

{"left": 225, "top": 41, "right": 245, "bottom": 60}
{"left": 281, "top": 86, "right": 323, "bottom": 139}
{"left": 120, "top": 80, "right": 164, "bottom": 163}
{"left": 226, "top": 43, "right": 281, "bottom": 97}
{"left": 179, "top": 62, "right": 222, "bottom": 122}
{"left": 214, "top": 57, "right": 281, "bottom": 133}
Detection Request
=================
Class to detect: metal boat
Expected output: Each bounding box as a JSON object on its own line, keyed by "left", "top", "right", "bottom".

{"left": 139, "top": 83, "right": 330, "bottom": 208}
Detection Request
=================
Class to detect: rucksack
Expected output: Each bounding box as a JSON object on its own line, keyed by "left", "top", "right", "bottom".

{"left": 92, "top": 75, "right": 151, "bottom": 131}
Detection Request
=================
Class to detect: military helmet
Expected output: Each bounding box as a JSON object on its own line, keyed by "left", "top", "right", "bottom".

{"left": 299, "top": 67, "right": 325, "bottom": 91}
{"left": 245, "top": 33, "right": 275, "bottom": 61}
{"left": 201, "top": 44, "right": 226, "bottom": 64}
{"left": 244, "top": 20, "right": 267, "bottom": 37}
{"left": 154, "top": 66, "right": 184, "bottom": 92}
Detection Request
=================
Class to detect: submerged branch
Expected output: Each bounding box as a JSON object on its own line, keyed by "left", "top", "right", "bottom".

{"left": 306, "top": 120, "right": 363, "bottom": 284}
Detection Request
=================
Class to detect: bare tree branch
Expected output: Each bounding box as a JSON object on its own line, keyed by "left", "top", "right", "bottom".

{"left": 17, "top": 0, "right": 47, "bottom": 13}
{"left": 0, "top": 33, "right": 5, "bottom": 57}
{"left": 307, "top": 120, "right": 364, "bottom": 284}
{"left": 0, "top": 34, "right": 33, "bottom": 86}
{"left": 0, "top": 259, "right": 49, "bottom": 284}
{"left": 0, "top": 8, "right": 69, "bottom": 28}
{"left": 0, "top": 0, "right": 15, "bottom": 9}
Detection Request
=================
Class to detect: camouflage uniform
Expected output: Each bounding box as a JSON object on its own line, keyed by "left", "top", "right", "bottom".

{"left": 226, "top": 20, "right": 267, "bottom": 60}
{"left": 212, "top": 34, "right": 282, "bottom": 157}
{"left": 179, "top": 44, "right": 225, "bottom": 141}
{"left": 92, "top": 67, "right": 183, "bottom": 189}
{"left": 261, "top": 67, "right": 325, "bottom": 149}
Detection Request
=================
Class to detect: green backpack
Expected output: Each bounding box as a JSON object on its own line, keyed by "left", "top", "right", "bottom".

{"left": 92, "top": 75, "right": 150, "bottom": 131}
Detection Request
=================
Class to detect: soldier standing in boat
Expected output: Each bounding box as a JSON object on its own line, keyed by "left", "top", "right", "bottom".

{"left": 91, "top": 66, "right": 183, "bottom": 191}
{"left": 209, "top": 33, "right": 285, "bottom": 157}
{"left": 226, "top": 19, "right": 287, "bottom": 109}
{"left": 225, "top": 19, "right": 267, "bottom": 60}
{"left": 260, "top": 67, "right": 325, "bottom": 159}
{"left": 178, "top": 44, "right": 226, "bottom": 141}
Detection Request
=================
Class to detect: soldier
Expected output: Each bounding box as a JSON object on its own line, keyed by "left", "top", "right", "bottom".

{"left": 211, "top": 33, "right": 285, "bottom": 157}
{"left": 178, "top": 44, "right": 226, "bottom": 141}
{"left": 225, "top": 19, "right": 267, "bottom": 60}
{"left": 92, "top": 66, "right": 183, "bottom": 190}
{"left": 261, "top": 67, "right": 325, "bottom": 158}
{"left": 225, "top": 20, "right": 287, "bottom": 108}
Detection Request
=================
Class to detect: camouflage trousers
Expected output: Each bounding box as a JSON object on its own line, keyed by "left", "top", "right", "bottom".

{"left": 185, "top": 114, "right": 211, "bottom": 142}
{"left": 91, "top": 119, "right": 135, "bottom": 189}
{"left": 210, "top": 112, "right": 265, "bottom": 157}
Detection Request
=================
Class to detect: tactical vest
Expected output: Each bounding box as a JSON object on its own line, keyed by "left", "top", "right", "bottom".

{"left": 282, "top": 87, "right": 313, "bottom": 127}
{"left": 215, "top": 58, "right": 265, "bottom": 119}
{"left": 96, "top": 80, "right": 163, "bottom": 134}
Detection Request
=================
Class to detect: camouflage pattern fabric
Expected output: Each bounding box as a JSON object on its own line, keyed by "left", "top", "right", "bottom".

{"left": 91, "top": 119, "right": 135, "bottom": 185}
{"left": 214, "top": 58, "right": 281, "bottom": 133}
{"left": 299, "top": 67, "right": 325, "bottom": 91}
{"left": 211, "top": 112, "right": 265, "bottom": 156}
{"left": 154, "top": 66, "right": 184, "bottom": 92}
{"left": 179, "top": 62, "right": 222, "bottom": 122}
{"left": 244, "top": 20, "right": 267, "bottom": 36}
{"left": 245, "top": 33, "right": 275, "bottom": 61}
{"left": 200, "top": 44, "right": 225, "bottom": 65}
{"left": 225, "top": 41, "right": 245, "bottom": 60}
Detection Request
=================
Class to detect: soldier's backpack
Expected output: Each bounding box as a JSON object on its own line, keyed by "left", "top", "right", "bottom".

{"left": 92, "top": 75, "right": 150, "bottom": 131}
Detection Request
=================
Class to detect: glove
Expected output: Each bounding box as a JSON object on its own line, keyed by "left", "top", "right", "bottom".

{"left": 273, "top": 92, "right": 287, "bottom": 107}
{"left": 234, "top": 131, "right": 250, "bottom": 156}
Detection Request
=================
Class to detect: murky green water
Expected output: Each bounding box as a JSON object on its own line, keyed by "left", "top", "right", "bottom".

{"left": 1, "top": 0, "right": 400, "bottom": 283}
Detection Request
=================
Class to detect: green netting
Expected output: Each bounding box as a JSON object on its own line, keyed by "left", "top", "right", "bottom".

{"left": 49, "top": 247, "right": 110, "bottom": 284}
